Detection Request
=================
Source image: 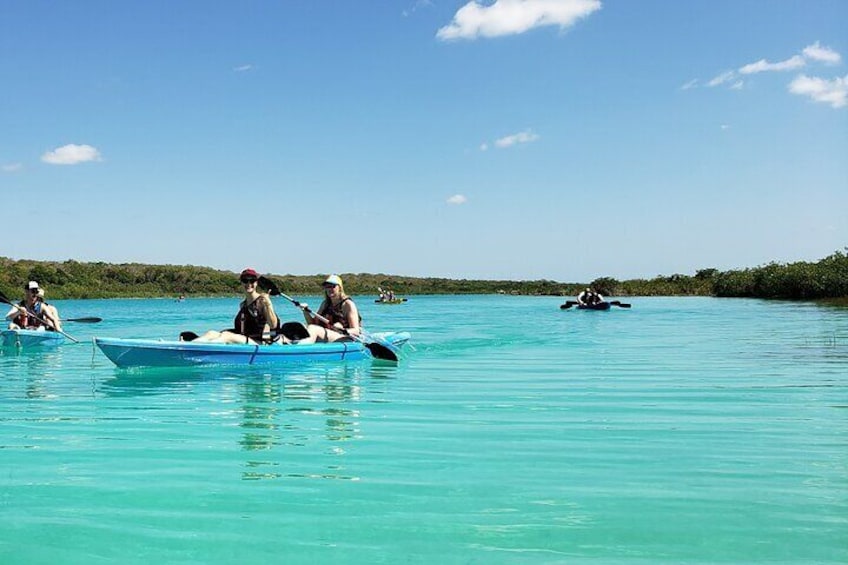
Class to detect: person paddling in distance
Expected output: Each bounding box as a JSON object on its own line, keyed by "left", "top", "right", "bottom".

{"left": 295, "top": 275, "right": 361, "bottom": 344}
{"left": 576, "top": 287, "right": 603, "bottom": 307}
{"left": 190, "top": 268, "right": 279, "bottom": 344}
{"left": 5, "top": 281, "right": 62, "bottom": 331}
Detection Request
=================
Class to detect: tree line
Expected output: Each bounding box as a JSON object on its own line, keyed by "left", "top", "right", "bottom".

{"left": 1, "top": 249, "right": 845, "bottom": 300}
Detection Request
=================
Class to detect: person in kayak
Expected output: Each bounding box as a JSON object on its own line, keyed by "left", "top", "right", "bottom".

{"left": 5, "top": 281, "right": 62, "bottom": 331}
{"left": 36, "top": 288, "right": 63, "bottom": 331}
{"left": 191, "top": 268, "right": 279, "bottom": 344}
{"left": 295, "top": 274, "right": 362, "bottom": 343}
{"left": 577, "top": 287, "right": 604, "bottom": 306}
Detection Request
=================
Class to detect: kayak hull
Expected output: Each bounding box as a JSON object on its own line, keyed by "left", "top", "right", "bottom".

{"left": 95, "top": 332, "right": 410, "bottom": 368}
{"left": 375, "top": 299, "right": 407, "bottom": 304}
{"left": 1, "top": 329, "right": 65, "bottom": 348}
{"left": 577, "top": 302, "right": 611, "bottom": 310}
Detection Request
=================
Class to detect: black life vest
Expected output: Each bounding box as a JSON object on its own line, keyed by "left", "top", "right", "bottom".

{"left": 234, "top": 296, "right": 271, "bottom": 339}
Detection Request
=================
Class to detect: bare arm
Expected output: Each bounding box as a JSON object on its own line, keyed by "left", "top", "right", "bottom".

{"left": 343, "top": 301, "right": 361, "bottom": 336}
{"left": 262, "top": 295, "right": 279, "bottom": 332}
{"left": 5, "top": 305, "right": 21, "bottom": 320}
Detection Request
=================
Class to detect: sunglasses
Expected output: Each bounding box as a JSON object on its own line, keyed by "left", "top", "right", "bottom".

{"left": 323, "top": 283, "right": 338, "bottom": 289}
{"left": 240, "top": 278, "right": 258, "bottom": 284}
{"left": 29, "top": 289, "right": 39, "bottom": 294}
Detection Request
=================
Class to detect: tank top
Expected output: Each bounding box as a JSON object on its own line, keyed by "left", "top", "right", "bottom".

{"left": 317, "top": 297, "right": 360, "bottom": 329}
{"left": 234, "top": 296, "right": 271, "bottom": 340}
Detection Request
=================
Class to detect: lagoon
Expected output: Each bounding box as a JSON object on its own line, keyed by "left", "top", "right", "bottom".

{"left": 1, "top": 295, "right": 846, "bottom": 564}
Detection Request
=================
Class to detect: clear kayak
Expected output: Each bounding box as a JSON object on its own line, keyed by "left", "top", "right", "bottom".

{"left": 375, "top": 298, "right": 407, "bottom": 304}
{"left": 1, "top": 329, "right": 65, "bottom": 348}
{"left": 94, "top": 332, "right": 410, "bottom": 368}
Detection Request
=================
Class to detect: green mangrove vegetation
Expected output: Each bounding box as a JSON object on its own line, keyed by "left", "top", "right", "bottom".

{"left": 1, "top": 249, "right": 845, "bottom": 300}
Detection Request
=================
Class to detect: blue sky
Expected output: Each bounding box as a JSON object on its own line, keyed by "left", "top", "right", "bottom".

{"left": 2, "top": 0, "right": 846, "bottom": 282}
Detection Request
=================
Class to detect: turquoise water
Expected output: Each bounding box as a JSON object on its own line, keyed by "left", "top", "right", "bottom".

{"left": 1, "top": 295, "right": 846, "bottom": 564}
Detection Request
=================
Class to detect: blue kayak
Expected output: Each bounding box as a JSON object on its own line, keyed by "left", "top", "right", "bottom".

{"left": 1, "top": 329, "right": 65, "bottom": 348}
{"left": 94, "top": 332, "right": 410, "bottom": 368}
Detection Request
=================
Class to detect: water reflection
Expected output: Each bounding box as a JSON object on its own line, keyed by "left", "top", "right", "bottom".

{"left": 82, "top": 357, "right": 401, "bottom": 481}
{"left": 98, "top": 365, "right": 210, "bottom": 397}
{"left": 0, "top": 348, "right": 66, "bottom": 400}
{"left": 238, "top": 378, "right": 283, "bottom": 452}
{"left": 238, "top": 363, "right": 390, "bottom": 481}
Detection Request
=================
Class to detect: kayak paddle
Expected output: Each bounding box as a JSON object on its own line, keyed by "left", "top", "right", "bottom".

{"left": 258, "top": 276, "right": 399, "bottom": 362}
{"left": 610, "top": 301, "right": 632, "bottom": 308}
{"left": 65, "top": 317, "right": 103, "bottom": 323}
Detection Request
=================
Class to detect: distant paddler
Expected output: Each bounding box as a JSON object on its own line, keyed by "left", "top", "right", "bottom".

{"left": 576, "top": 287, "right": 603, "bottom": 307}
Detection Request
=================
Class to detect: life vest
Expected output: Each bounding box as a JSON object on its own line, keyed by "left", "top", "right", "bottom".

{"left": 317, "top": 297, "right": 361, "bottom": 329}
{"left": 14, "top": 301, "right": 44, "bottom": 329}
{"left": 233, "top": 296, "right": 272, "bottom": 340}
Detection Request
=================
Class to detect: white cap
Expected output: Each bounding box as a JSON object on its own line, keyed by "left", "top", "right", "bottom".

{"left": 324, "top": 274, "right": 343, "bottom": 286}
{"left": 27, "top": 281, "right": 39, "bottom": 290}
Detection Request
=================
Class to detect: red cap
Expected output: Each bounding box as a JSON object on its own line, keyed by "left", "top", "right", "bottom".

{"left": 240, "top": 268, "right": 259, "bottom": 279}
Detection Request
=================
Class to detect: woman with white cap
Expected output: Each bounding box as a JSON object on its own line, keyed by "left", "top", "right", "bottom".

{"left": 297, "top": 274, "right": 361, "bottom": 343}
{"left": 5, "top": 281, "right": 62, "bottom": 331}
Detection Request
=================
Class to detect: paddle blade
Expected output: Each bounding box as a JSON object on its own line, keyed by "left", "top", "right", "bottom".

{"left": 610, "top": 301, "right": 632, "bottom": 308}
{"left": 366, "top": 342, "right": 399, "bottom": 362}
{"left": 65, "top": 317, "right": 102, "bottom": 323}
{"left": 258, "top": 276, "right": 281, "bottom": 296}
{"left": 560, "top": 301, "right": 576, "bottom": 310}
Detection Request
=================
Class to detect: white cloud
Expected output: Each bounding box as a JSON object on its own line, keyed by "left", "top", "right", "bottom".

{"left": 788, "top": 74, "right": 848, "bottom": 108}
{"left": 494, "top": 129, "right": 539, "bottom": 148}
{"left": 802, "top": 41, "right": 841, "bottom": 65}
{"left": 680, "top": 79, "right": 698, "bottom": 90}
{"left": 479, "top": 142, "right": 489, "bottom": 151}
{"left": 707, "top": 70, "right": 736, "bottom": 87}
{"left": 720, "top": 124, "right": 730, "bottom": 130}
{"left": 694, "top": 42, "right": 846, "bottom": 109}
{"left": 41, "top": 144, "right": 102, "bottom": 165}
{"left": 233, "top": 64, "right": 254, "bottom": 72}
{"left": 2, "top": 162, "right": 23, "bottom": 172}
{"left": 436, "top": 0, "right": 601, "bottom": 41}
{"left": 739, "top": 55, "right": 805, "bottom": 75}
{"left": 447, "top": 194, "right": 468, "bottom": 205}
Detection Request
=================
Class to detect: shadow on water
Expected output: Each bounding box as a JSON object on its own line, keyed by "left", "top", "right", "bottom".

{"left": 97, "top": 365, "right": 216, "bottom": 397}
{"left": 97, "top": 357, "right": 402, "bottom": 398}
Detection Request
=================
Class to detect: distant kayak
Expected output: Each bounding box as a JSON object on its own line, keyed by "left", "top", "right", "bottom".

{"left": 1, "top": 328, "right": 65, "bottom": 348}
{"left": 577, "top": 302, "right": 611, "bottom": 310}
{"left": 560, "top": 300, "right": 631, "bottom": 310}
{"left": 94, "top": 331, "right": 410, "bottom": 368}
{"left": 375, "top": 298, "right": 407, "bottom": 304}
